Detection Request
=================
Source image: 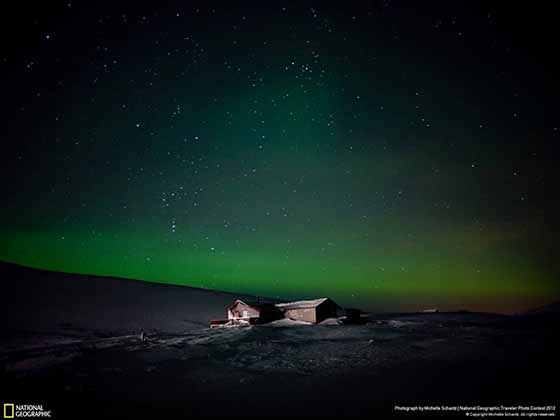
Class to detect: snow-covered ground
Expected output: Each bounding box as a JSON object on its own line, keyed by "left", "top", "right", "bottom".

{"left": 0, "top": 261, "right": 557, "bottom": 417}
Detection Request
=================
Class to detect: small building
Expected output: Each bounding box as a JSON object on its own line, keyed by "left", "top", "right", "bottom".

{"left": 224, "top": 299, "right": 283, "bottom": 325}
{"left": 276, "top": 298, "right": 340, "bottom": 324}
{"left": 419, "top": 308, "right": 439, "bottom": 314}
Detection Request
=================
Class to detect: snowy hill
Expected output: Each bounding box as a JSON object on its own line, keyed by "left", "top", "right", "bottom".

{"left": 0, "top": 261, "right": 257, "bottom": 336}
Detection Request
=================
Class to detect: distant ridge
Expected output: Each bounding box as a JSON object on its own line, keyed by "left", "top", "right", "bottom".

{"left": 0, "top": 260, "right": 242, "bottom": 294}
{"left": 0, "top": 260, "right": 260, "bottom": 335}
{"left": 522, "top": 301, "right": 560, "bottom": 316}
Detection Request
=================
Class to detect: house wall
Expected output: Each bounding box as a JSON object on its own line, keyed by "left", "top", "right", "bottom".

{"left": 316, "top": 301, "right": 339, "bottom": 323}
{"left": 284, "top": 308, "right": 316, "bottom": 323}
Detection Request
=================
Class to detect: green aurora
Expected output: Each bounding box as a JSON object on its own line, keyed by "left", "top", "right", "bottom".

{"left": 1, "top": 2, "right": 558, "bottom": 313}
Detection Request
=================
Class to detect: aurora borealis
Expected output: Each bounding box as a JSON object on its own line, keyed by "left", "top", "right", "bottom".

{"left": 1, "top": 2, "right": 558, "bottom": 313}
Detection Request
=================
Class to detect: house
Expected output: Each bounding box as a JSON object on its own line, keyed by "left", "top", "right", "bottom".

{"left": 210, "top": 299, "right": 283, "bottom": 327}
{"left": 227, "top": 299, "right": 260, "bottom": 323}
{"left": 276, "top": 297, "right": 341, "bottom": 324}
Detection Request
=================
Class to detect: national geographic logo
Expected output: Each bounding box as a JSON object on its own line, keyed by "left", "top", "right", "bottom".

{"left": 3, "top": 404, "right": 51, "bottom": 418}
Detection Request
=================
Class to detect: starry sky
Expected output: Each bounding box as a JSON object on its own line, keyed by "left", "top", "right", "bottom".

{"left": 1, "top": 1, "right": 558, "bottom": 313}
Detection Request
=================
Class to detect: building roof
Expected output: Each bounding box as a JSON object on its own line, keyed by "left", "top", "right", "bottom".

{"left": 275, "top": 297, "right": 335, "bottom": 310}
{"left": 227, "top": 299, "right": 253, "bottom": 311}
{"left": 227, "top": 299, "right": 281, "bottom": 312}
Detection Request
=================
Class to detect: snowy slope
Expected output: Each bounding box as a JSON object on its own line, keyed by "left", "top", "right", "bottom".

{"left": 0, "top": 261, "right": 257, "bottom": 336}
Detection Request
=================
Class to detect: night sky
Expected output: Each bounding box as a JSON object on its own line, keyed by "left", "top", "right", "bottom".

{"left": 1, "top": 1, "right": 558, "bottom": 313}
